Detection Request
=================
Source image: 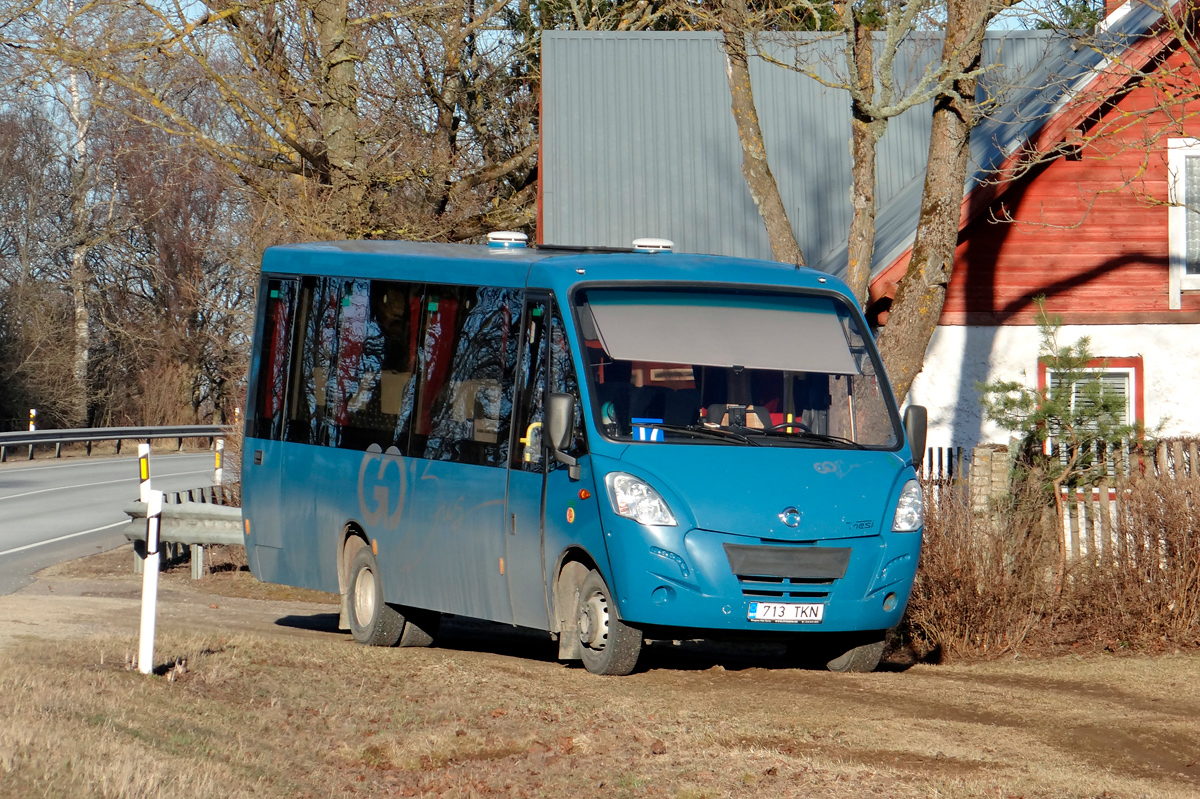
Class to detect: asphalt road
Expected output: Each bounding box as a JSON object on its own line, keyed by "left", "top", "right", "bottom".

{"left": 0, "top": 452, "right": 217, "bottom": 595}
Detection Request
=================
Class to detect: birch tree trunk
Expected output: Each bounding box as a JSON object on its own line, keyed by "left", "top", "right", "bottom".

{"left": 720, "top": 0, "right": 805, "bottom": 266}
{"left": 876, "top": 0, "right": 989, "bottom": 404}
{"left": 66, "top": 64, "right": 91, "bottom": 427}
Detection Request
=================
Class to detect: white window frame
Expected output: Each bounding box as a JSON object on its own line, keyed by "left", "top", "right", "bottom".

{"left": 1167, "top": 138, "right": 1200, "bottom": 309}
{"left": 1043, "top": 366, "right": 1136, "bottom": 467}
{"left": 1045, "top": 366, "right": 1135, "bottom": 429}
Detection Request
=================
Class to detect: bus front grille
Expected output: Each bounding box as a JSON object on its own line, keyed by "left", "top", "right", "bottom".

{"left": 737, "top": 575, "right": 832, "bottom": 600}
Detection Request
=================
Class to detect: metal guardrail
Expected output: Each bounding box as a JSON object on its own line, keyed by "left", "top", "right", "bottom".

{"left": 0, "top": 425, "right": 224, "bottom": 462}
{"left": 122, "top": 498, "right": 244, "bottom": 579}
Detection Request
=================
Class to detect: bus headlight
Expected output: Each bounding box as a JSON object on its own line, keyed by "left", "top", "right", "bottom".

{"left": 605, "top": 472, "right": 677, "bottom": 527}
{"left": 892, "top": 479, "right": 923, "bottom": 532}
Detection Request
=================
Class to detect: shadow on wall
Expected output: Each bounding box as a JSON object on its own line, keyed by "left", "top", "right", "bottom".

{"left": 947, "top": 163, "right": 1165, "bottom": 450}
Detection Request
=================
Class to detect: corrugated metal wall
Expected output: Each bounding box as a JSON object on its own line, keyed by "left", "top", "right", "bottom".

{"left": 541, "top": 30, "right": 1081, "bottom": 278}
{"left": 542, "top": 33, "right": 773, "bottom": 260}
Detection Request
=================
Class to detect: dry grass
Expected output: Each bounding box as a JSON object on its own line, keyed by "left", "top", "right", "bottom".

{"left": 41, "top": 544, "right": 337, "bottom": 605}
{"left": 1, "top": 628, "right": 1199, "bottom": 799}
{"left": 5, "top": 541, "right": 1200, "bottom": 798}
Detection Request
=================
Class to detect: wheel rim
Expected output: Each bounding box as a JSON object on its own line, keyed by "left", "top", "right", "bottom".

{"left": 353, "top": 568, "right": 376, "bottom": 627}
{"left": 578, "top": 589, "right": 609, "bottom": 651}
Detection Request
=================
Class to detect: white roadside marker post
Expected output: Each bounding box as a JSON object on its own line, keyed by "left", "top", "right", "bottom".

{"left": 132, "top": 444, "right": 152, "bottom": 576}
{"left": 214, "top": 438, "right": 224, "bottom": 486}
{"left": 138, "top": 443, "right": 152, "bottom": 503}
{"left": 28, "top": 408, "right": 36, "bottom": 431}
{"left": 138, "top": 488, "right": 164, "bottom": 675}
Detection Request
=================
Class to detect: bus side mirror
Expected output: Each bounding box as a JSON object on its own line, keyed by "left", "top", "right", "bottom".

{"left": 547, "top": 393, "right": 580, "bottom": 480}
{"left": 904, "top": 405, "right": 927, "bottom": 469}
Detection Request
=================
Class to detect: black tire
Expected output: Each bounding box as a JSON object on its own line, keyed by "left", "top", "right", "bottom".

{"left": 398, "top": 608, "right": 440, "bottom": 647}
{"left": 826, "top": 639, "right": 885, "bottom": 673}
{"left": 348, "top": 547, "right": 405, "bottom": 647}
{"left": 576, "top": 569, "right": 642, "bottom": 676}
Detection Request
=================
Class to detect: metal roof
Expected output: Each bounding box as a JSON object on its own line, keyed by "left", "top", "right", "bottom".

{"left": 541, "top": 7, "right": 1162, "bottom": 279}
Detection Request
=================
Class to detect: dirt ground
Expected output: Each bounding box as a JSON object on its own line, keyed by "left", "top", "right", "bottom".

{"left": 1, "top": 547, "right": 1198, "bottom": 799}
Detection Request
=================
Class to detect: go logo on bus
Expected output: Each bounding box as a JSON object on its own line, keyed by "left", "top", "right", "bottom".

{"left": 357, "top": 443, "right": 406, "bottom": 528}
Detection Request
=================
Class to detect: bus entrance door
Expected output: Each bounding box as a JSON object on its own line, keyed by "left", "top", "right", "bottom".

{"left": 246, "top": 277, "right": 300, "bottom": 562}
{"left": 505, "top": 294, "right": 553, "bottom": 630}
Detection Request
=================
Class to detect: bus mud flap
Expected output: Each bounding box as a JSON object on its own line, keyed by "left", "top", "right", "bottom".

{"left": 556, "top": 561, "right": 588, "bottom": 660}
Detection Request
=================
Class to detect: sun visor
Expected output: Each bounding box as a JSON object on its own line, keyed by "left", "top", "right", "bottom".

{"left": 583, "top": 291, "right": 861, "bottom": 375}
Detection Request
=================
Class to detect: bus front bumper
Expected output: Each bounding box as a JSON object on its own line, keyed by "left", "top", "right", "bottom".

{"left": 606, "top": 524, "right": 922, "bottom": 634}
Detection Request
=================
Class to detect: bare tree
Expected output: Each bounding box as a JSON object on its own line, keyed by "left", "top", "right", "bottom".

{"left": 7, "top": 0, "right": 665, "bottom": 242}
{"left": 742, "top": 0, "right": 1012, "bottom": 313}
{"left": 0, "top": 1, "right": 122, "bottom": 425}
{"left": 0, "top": 106, "right": 81, "bottom": 428}
{"left": 718, "top": 0, "right": 806, "bottom": 265}
{"left": 667, "top": 0, "right": 1013, "bottom": 405}
{"left": 875, "top": 0, "right": 1009, "bottom": 402}
{"left": 0, "top": 0, "right": 681, "bottom": 431}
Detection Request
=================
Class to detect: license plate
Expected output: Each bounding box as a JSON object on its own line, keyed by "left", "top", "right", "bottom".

{"left": 747, "top": 602, "right": 825, "bottom": 624}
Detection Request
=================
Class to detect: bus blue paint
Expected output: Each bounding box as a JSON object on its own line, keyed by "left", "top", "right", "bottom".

{"left": 242, "top": 241, "right": 925, "bottom": 673}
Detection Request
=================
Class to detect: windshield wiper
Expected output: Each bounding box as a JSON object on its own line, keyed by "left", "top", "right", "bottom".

{"left": 749, "top": 428, "right": 869, "bottom": 449}
{"left": 638, "top": 423, "right": 760, "bottom": 446}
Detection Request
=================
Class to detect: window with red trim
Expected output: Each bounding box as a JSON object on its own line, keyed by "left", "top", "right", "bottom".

{"left": 1036, "top": 356, "right": 1144, "bottom": 430}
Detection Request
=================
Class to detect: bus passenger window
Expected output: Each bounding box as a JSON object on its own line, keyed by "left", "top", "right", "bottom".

{"left": 286, "top": 277, "right": 340, "bottom": 446}
{"left": 420, "top": 286, "right": 522, "bottom": 467}
{"left": 253, "top": 278, "right": 296, "bottom": 441}
{"left": 548, "top": 308, "right": 586, "bottom": 467}
{"left": 511, "top": 298, "right": 548, "bottom": 471}
{"left": 332, "top": 280, "right": 422, "bottom": 454}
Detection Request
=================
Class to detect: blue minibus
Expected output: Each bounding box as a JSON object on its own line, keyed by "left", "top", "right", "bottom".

{"left": 242, "top": 236, "right": 927, "bottom": 675}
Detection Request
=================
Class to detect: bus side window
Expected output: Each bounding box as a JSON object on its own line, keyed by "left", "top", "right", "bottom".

{"left": 286, "top": 277, "right": 340, "bottom": 445}
{"left": 410, "top": 286, "right": 463, "bottom": 458}
{"left": 252, "top": 277, "right": 297, "bottom": 441}
{"left": 421, "top": 286, "right": 522, "bottom": 466}
{"left": 549, "top": 305, "right": 586, "bottom": 466}
{"left": 333, "top": 279, "right": 422, "bottom": 454}
{"left": 511, "top": 298, "right": 548, "bottom": 471}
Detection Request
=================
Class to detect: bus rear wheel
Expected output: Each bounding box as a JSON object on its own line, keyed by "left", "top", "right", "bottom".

{"left": 576, "top": 569, "right": 642, "bottom": 676}
{"left": 348, "top": 547, "right": 405, "bottom": 647}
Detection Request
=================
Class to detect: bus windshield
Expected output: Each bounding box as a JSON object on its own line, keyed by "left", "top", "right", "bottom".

{"left": 574, "top": 288, "right": 899, "bottom": 449}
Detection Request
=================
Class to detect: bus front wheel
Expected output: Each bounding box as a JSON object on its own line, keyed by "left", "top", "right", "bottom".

{"left": 348, "top": 547, "right": 405, "bottom": 647}
{"left": 576, "top": 570, "right": 642, "bottom": 676}
{"left": 826, "top": 639, "right": 885, "bottom": 673}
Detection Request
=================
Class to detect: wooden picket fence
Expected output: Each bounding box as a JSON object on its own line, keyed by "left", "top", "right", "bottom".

{"left": 915, "top": 439, "right": 1200, "bottom": 566}
{"left": 920, "top": 446, "right": 968, "bottom": 483}
{"left": 1059, "top": 438, "right": 1200, "bottom": 563}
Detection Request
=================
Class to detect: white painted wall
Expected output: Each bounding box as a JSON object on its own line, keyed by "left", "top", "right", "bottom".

{"left": 905, "top": 324, "right": 1200, "bottom": 450}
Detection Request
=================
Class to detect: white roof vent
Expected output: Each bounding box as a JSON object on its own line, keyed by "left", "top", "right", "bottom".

{"left": 632, "top": 237, "right": 674, "bottom": 253}
{"left": 487, "top": 230, "right": 528, "bottom": 249}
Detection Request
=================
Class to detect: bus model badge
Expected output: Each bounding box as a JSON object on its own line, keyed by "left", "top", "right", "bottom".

{"left": 779, "top": 507, "right": 802, "bottom": 528}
